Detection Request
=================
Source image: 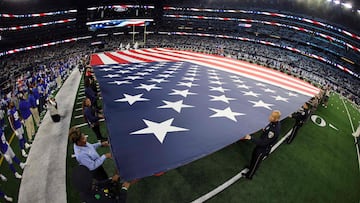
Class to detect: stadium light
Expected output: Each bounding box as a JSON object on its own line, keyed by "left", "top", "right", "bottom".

{"left": 334, "top": 0, "right": 340, "bottom": 5}
{"left": 342, "top": 2, "right": 352, "bottom": 9}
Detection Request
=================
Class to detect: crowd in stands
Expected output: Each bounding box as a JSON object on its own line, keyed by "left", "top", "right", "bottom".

{"left": 0, "top": 32, "right": 359, "bottom": 201}
{"left": 0, "top": 43, "right": 87, "bottom": 202}
{"left": 142, "top": 35, "right": 360, "bottom": 105}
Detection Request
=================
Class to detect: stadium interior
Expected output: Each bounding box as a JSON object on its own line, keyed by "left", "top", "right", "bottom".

{"left": 0, "top": 0, "right": 359, "bottom": 202}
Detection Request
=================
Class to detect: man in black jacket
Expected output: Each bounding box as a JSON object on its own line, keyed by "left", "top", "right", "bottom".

{"left": 242, "top": 110, "right": 281, "bottom": 180}
{"left": 286, "top": 103, "right": 310, "bottom": 144}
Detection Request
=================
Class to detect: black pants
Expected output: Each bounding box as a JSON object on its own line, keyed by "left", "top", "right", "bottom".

{"left": 39, "top": 96, "right": 45, "bottom": 113}
{"left": 287, "top": 123, "right": 301, "bottom": 144}
{"left": 92, "top": 123, "right": 105, "bottom": 141}
{"left": 92, "top": 165, "right": 108, "bottom": 181}
{"left": 245, "top": 147, "right": 269, "bottom": 179}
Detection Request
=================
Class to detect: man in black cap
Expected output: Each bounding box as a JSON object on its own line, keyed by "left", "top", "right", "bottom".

{"left": 242, "top": 110, "right": 281, "bottom": 179}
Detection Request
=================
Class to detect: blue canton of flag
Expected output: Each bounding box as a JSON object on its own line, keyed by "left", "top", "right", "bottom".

{"left": 92, "top": 49, "right": 318, "bottom": 180}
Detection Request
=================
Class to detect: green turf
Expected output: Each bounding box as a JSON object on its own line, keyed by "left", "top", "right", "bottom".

{"left": 64, "top": 83, "right": 360, "bottom": 203}
{"left": 2, "top": 77, "right": 359, "bottom": 203}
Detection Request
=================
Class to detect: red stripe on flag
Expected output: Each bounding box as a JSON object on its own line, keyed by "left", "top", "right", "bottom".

{"left": 117, "top": 51, "right": 154, "bottom": 63}
{"left": 128, "top": 50, "right": 178, "bottom": 62}
{"left": 174, "top": 49, "right": 319, "bottom": 92}
{"left": 104, "top": 53, "right": 131, "bottom": 64}
{"left": 147, "top": 49, "right": 319, "bottom": 96}
{"left": 90, "top": 54, "right": 104, "bottom": 66}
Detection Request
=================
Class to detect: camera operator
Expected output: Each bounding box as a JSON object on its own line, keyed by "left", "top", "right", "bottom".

{"left": 72, "top": 165, "right": 130, "bottom": 203}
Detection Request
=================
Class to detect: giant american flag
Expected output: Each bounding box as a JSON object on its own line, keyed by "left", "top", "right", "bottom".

{"left": 90, "top": 48, "right": 320, "bottom": 180}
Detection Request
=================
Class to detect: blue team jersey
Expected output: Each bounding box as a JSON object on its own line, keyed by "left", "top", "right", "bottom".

{"left": 8, "top": 107, "right": 22, "bottom": 129}
{"left": 0, "top": 128, "right": 8, "bottom": 153}
{"left": 19, "top": 99, "right": 32, "bottom": 119}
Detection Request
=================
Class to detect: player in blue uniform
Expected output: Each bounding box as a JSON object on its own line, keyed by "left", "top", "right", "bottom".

{"left": 0, "top": 127, "right": 26, "bottom": 179}
{"left": 7, "top": 101, "right": 31, "bottom": 157}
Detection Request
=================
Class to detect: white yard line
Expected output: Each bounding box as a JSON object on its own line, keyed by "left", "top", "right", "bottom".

{"left": 191, "top": 129, "right": 293, "bottom": 202}
{"left": 74, "top": 118, "right": 105, "bottom": 128}
{"left": 191, "top": 168, "right": 249, "bottom": 203}
{"left": 341, "top": 97, "right": 360, "bottom": 172}
{"left": 74, "top": 115, "right": 83, "bottom": 119}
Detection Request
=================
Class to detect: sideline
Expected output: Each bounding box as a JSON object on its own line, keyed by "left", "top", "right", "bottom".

{"left": 18, "top": 68, "right": 81, "bottom": 203}
{"left": 341, "top": 97, "right": 360, "bottom": 172}
{"left": 191, "top": 129, "right": 293, "bottom": 203}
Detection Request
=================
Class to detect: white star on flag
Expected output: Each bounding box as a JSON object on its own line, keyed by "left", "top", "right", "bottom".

{"left": 209, "top": 80, "right": 226, "bottom": 85}
{"left": 232, "top": 79, "right": 244, "bottom": 84}
{"left": 143, "top": 68, "right": 156, "bottom": 72}
{"left": 126, "top": 67, "right": 138, "bottom": 70}
{"left": 230, "top": 75, "right": 240, "bottom": 79}
{"left": 124, "top": 75, "right": 143, "bottom": 81}
{"left": 209, "top": 86, "right": 229, "bottom": 93}
{"left": 272, "top": 95, "right": 289, "bottom": 102}
{"left": 135, "top": 84, "right": 162, "bottom": 92}
{"left": 209, "top": 107, "right": 245, "bottom": 122}
{"left": 209, "top": 95, "right": 236, "bottom": 104}
{"left": 148, "top": 78, "right": 169, "bottom": 83}
{"left": 256, "top": 83, "right": 267, "bottom": 87}
{"left": 130, "top": 118, "right": 189, "bottom": 144}
{"left": 182, "top": 77, "right": 199, "bottom": 81}
{"left": 237, "top": 84, "right": 251, "bottom": 89}
{"left": 163, "top": 70, "right": 177, "bottom": 74}
{"left": 108, "top": 80, "right": 131, "bottom": 86}
{"left": 114, "top": 94, "right": 149, "bottom": 105}
{"left": 104, "top": 74, "right": 121, "bottom": 78}
{"left": 209, "top": 75, "right": 222, "bottom": 80}
{"left": 116, "top": 70, "right": 131, "bottom": 74}
{"left": 263, "top": 88, "right": 276, "bottom": 93}
{"left": 157, "top": 100, "right": 194, "bottom": 113}
{"left": 111, "top": 65, "right": 124, "bottom": 69}
{"left": 208, "top": 72, "right": 218, "bottom": 76}
{"left": 287, "top": 92, "right": 298, "bottom": 97}
{"left": 242, "top": 91, "right": 260, "bottom": 97}
{"left": 177, "top": 82, "right": 199, "bottom": 88}
{"left": 249, "top": 100, "right": 274, "bottom": 110}
{"left": 135, "top": 72, "right": 151, "bottom": 76}
{"left": 157, "top": 74, "right": 174, "bottom": 78}
{"left": 169, "top": 89, "right": 198, "bottom": 98}
{"left": 99, "top": 68, "right": 114, "bottom": 71}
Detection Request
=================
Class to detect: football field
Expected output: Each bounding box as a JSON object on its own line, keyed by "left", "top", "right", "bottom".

{"left": 0, "top": 78, "right": 359, "bottom": 203}
{"left": 66, "top": 76, "right": 360, "bottom": 203}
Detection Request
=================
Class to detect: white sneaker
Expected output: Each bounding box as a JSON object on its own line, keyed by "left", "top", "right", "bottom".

{"left": 0, "top": 174, "right": 7, "bottom": 181}
{"left": 20, "top": 162, "right": 26, "bottom": 169}
{"left": 4, "top": 195, "right": 13, "bottom": 202}
{"left": 15, "top": 172, "right": 22, "bottom": 179}
{"left": 25, "top": 143, "right": 31, "bottom": 149}
{"left": 22, "top": 149, "right": 28, "bottom": 158}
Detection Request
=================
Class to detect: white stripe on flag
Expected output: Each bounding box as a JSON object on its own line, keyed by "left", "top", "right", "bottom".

{"left": 109, "top": 51, "right": 145, "bottom": 63}
{"left": 97, "top": 53, "right": 119, "bottom": 64}
{"left": 146, "top": 49, "right": 318, "bottom": 97}
{"left": 175, "top": 50, "right": 319, "bottom": 92}
{"left": 123, "top": 50, "right": 172, "bottom": 62}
